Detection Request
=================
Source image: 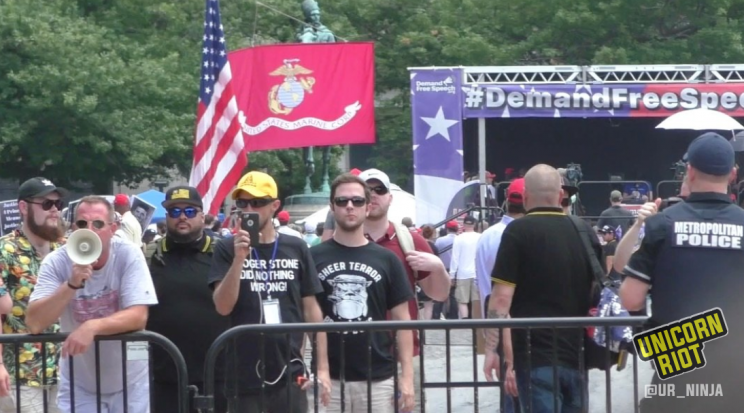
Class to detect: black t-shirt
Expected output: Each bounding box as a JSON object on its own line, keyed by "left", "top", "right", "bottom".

{"left": 491, "top": 207, "right": 602, "bottom": 370}
{"left": 147, "top": 234, "right": 231, "bottom": 385}
{"left": 311, "top": 240, "right": 412, "bottom": 381}
{"left": 208, "top": 234, "right": 323, "bottom": 393}
{"left": 602, "top": 240, "right": 617, "bottom": 257}
{"left": 597, "top": 205, "right": 635, "bottom": 237}
{"left": 602, "top": 240, "right": 622, "bottom": 282}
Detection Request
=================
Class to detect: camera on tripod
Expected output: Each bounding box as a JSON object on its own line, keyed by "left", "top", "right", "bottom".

{"left": 565, "top": 163, "right": 583, "bottom": 187}
{"left": 670, "top": 160, "right": 686, "bottom": 181}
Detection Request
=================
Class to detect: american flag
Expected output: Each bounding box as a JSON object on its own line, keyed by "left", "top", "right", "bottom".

{"left": 188, "top": 0, "right": 246, "bottom": 215}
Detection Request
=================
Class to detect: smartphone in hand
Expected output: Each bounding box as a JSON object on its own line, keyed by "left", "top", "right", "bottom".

{"left": 241, "top": 212, "right": 260, "bottom": 245}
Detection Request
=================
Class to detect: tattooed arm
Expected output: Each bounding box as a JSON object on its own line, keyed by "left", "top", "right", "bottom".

{"left": 484, "top": 283, "right": 515, "bottom": 360}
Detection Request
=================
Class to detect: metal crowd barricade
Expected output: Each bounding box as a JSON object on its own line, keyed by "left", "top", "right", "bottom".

{"left": 197, "top": 317, "right": 649, "bottom": 413}
{"left": 576, "top": 180, "right": 654, "bottom": 218}
{"left": 0, "top": 331, "right": 190, "bottom": 413}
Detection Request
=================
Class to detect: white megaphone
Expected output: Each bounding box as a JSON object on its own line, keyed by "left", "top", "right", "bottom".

{"left": 67, "top": 229, "right": 103, "bottom": 266}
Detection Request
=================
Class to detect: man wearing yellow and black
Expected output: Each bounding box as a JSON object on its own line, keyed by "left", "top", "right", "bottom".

{"left": 620, "top": 132, "right": 744, "bottom": 412}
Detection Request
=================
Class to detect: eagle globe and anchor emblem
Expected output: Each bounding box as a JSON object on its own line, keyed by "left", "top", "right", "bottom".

{"left": 268, "top": 59, "right": 316, "bottom": 115}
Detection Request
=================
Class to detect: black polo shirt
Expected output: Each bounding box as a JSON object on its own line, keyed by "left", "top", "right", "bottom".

{"left": 491, "top": 207, "right": 601, "bottom": 370}
{"left": 147, "top": 233, "right": 230, "bottom": 385}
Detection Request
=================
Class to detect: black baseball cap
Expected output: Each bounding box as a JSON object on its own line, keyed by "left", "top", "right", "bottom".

{"left": 561, "top": 176, "right": 579, "bottom": 197}
{"left": 162, "top": 186, "right": 203, "bottom": 209}
{"left": 598, "top": 225, "right": 615, "bottom": 234}
{"left": 18, "top": 177, "right": 69, "bottom": 201}
{"left": 463, "top": 215, "right": 476, "bottom": 225}
{"left": 683, "top": 132, "right": 735, "bottom": 176}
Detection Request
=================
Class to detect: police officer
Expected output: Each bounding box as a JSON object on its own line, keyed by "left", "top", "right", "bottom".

{"left": 146, "top": 186, "right": 230, "bottom": 413}
{"left": 620, "top": 132, "right": 744, "bottom": 412}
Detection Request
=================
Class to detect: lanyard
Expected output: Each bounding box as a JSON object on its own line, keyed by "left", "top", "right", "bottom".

{"left": 251, "top": 238, "right": 279, "bottom": 299}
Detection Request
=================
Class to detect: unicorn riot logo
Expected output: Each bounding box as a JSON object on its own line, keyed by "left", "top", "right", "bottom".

{"left": 327, "top": 274, "right": 372, "bottom": 321}
{"left": 268, "top": 59, "right": 316, "bottom": 115}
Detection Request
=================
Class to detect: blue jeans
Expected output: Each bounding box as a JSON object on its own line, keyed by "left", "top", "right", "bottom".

{"left": 514, "top": 366, "right": 586, "bottom": 413}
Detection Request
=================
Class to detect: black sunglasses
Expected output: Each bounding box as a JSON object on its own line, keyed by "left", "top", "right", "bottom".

{"left": 26, "top": 199, "right": 64, "bottom": 211}
{"left": 368, "top": 186, "right": 388, "bottom": 195}
{"left": 167, "top": 206, "right": 200, "bottom": 219}
{"left": 75, "top": 220, "right": 108, "bottom": 230}
{"left": 334, "top": 196, "right": 367, "bottom": 207}
{"left": 236, "top": 198, "right": 275, "bottom": 209}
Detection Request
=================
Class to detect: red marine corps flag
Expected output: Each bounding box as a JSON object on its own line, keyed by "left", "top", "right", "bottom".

{"left": 228, "top": 42, "right": 376, "bottom": 151}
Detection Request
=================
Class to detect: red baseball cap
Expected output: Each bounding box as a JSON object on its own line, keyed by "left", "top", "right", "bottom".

{"left": 506, "top": 178, "right": 525, "bottom": 204}
{"left": 446, "top": 220, "right": 459, "bottom": 230}
{"left": 350, "top": 168, "right": 362, "bottom": 176}
{"left": 277, "top": 210, "right": 290, "bottom": 223}
{"left": 114, "top": 194, "right": 129, "bottom": 206}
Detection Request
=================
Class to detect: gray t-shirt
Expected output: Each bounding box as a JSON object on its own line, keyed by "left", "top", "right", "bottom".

{"left": 30, "top": 238, "right": 158, "bottom": 394}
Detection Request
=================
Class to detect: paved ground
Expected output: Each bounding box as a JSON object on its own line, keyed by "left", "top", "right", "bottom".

{"left": 419, "top": 329, "right": 655, "bottom": 413}
{"left": 308, "top": 329, "right": 656, "bottom": 412}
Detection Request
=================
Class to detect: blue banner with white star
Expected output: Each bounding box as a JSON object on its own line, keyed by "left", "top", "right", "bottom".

{"left": 411, "top": 69, "right": 464, "bottom": 226}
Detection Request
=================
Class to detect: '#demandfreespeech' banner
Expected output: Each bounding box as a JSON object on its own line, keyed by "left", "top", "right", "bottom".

{"left": 463, "top": 83, "right": 744, "bottom": 118}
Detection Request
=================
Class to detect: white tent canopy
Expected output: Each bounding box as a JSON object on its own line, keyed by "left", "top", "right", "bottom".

{"left": 297, "top": 184, "right": 417, "bottom": 227}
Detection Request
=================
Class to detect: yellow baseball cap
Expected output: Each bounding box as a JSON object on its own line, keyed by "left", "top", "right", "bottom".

{"left": 231, "top": 171, "right": 278, "bottom": 200}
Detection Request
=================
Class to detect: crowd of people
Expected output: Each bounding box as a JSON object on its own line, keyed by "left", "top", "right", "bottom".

{"left": 0, "top": 132, "right": 741, "bottom": 413}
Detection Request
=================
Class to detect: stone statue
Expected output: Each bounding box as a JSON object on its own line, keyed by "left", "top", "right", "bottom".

{"left": 297, "top": 0, "right": 336, "bottom": 194}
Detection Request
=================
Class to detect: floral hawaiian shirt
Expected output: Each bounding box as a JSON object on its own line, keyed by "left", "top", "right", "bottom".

{"left": 0, "top": 230, "right": 61, "bottom": 386}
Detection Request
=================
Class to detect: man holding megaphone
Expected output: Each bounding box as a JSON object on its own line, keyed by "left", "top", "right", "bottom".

{"left": 26, "top": 196, "right": 158, "bottom": 413}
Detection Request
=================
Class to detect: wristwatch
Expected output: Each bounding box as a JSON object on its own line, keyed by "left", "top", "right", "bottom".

{"left": 67, "top": 281, "right": 84, "bottom": 290}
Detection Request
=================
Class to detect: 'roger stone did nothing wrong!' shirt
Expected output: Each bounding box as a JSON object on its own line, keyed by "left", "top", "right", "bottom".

{"left": 208, "top": 234, "right": 323, "bottom": 394}
{"left": 311, "top": 240, "right": 412, "bottom": 381}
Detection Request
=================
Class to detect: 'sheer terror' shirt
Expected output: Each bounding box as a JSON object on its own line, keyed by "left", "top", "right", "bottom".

{"left": 311, "top": 240, "right": 412, "bottom": 381}
{"left": 208, "top": 233, "right": 323, "bottom": 393}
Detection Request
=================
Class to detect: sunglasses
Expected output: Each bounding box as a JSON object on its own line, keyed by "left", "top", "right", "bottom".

{"left": 334, "top": 196, "right": 367, "bottom": 207}
{"left": 167, "top": 206, "right": 200, "bottom": 219}
{"left": 75, "top": 220, "right": 108, "bottom": 230}
{"left": 235, "top": 198, "right": 275, "bottom": 209}
{"left": 368, "top": 186, "right": 388, "bottom": 195}
{"left": 26, "top": 199, "right": 64, "bottom": 211}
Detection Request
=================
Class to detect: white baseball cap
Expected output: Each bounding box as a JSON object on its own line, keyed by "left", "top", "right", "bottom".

{"left": 358, "top": 168, "right": 390, "bottom": 190}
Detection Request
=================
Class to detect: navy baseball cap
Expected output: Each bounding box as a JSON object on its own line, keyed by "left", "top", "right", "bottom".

{"left": 683, "top": 132, "right": 735, "bottom": 176}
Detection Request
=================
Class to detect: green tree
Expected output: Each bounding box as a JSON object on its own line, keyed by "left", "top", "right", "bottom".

{"left": 0, "top": 0, "right": 195, "bottom": 192}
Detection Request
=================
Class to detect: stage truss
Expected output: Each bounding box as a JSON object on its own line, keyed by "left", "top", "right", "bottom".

{"left": 460, "top": 64, "right": 744, "bottom": 85}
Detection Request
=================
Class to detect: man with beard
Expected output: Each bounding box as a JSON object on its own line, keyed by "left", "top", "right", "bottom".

{"left": 311, "top": 173, "right": 414, "bottom": 413}
{"left": 0, "top": 177, "right": 64, "bottom": 412}
{"left": 26, "top": 196, "right": 158, "bottom": 412}
{"left": 146, "top": 186, "right": 230, "bottom": 413}
{"left": 210, "top": 171, "right": 330, "bottom": 413}
{"left": 359, "top": 168, "right": 449, "bottom": 413}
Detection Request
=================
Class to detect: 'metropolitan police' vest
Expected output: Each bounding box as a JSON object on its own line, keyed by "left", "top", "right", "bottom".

{"left": 642, "top": 200, "right": 744, "bottom": 412}
{"left": 652, "top": 201, "right": 744, "bottom": 326}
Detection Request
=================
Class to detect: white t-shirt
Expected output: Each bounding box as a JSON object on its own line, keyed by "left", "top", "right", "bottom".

{"left": 30, "top": 238, "right": 158, "bottom": 394}
{"left": 277, "top": 225, "right": 302, "bottom": 239}
{"left": 119, "top": 211, "right": 143, "bottom": 248}
{"left": 450, "top": 231, "right": 482, "bottom": 280}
